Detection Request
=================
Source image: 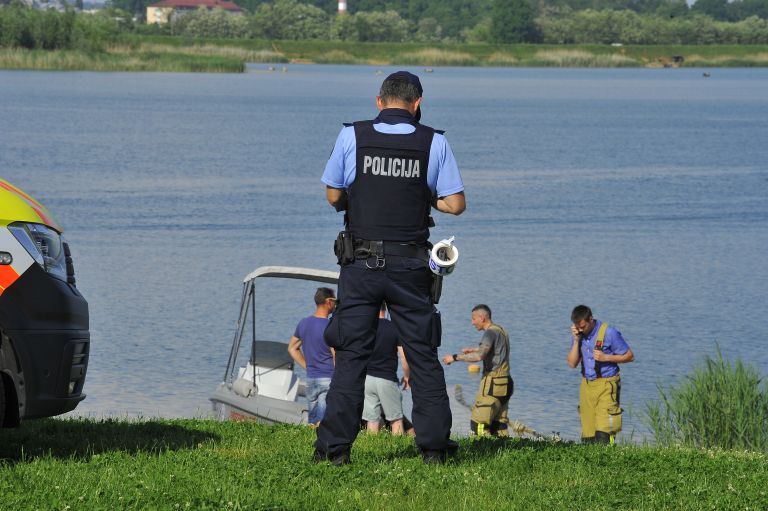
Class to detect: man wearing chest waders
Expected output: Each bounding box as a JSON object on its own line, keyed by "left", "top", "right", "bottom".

{"left": 315, "top": 71, "right": 466, "bottom": 465}
{"left": 443, "top": 304, "right": 513, "bottom": 437}
{"left": 567, "top": 305, "right": 635, "bottom": 444}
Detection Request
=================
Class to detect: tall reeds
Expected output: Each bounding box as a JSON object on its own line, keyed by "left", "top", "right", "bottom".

{"left": 313, "top": 50, "right": 360, "bottom": 64}
{"left": 395, "top": 48, "right": 476, "bottom": 66}
{"left": 113, "top": 44, "right": 288, "bottom": 63}
{"left": 684, "top": 53, "right": 768, "bottom": 67}
{"left": 528, "top": 49, "right": 640, "bottom": 67}
{"left": 486, "top": 52, "right": 519, "bottom": 66}
{"left": 0, "top": 48, "right": 244, "bottom": 72}
{"left": 646, "top": 347, "right": 768, "bottom": 451}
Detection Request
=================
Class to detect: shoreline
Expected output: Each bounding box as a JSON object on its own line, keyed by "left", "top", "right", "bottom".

{"left": 2, "top": 40, "right": 768, "bottom": 73}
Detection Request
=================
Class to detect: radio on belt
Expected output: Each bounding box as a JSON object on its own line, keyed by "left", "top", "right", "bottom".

{"left": 428, "top": 236, "right": 459, "bottom": 276}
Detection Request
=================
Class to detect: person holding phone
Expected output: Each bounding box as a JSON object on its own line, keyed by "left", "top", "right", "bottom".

{"left": 566, "top": 305, "right": 634, "bottom": 444}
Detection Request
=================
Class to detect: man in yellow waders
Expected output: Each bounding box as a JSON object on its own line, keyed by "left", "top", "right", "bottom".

{"left": 566, "top": 305, "right": 634, "bottom": 444}
{"left": 443, "top": 304, "right": 512, "bottom": 436}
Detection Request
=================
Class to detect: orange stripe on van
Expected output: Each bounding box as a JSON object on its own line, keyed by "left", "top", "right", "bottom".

{"left": 0, "top": 180, "right": 44, "bottom": 209}
{"left": 0, "top": 265, "right": 21, "bottom": 296}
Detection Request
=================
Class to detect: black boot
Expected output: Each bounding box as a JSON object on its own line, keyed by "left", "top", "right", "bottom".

{"left": 594, "top": 431, "right": 613, "bottom": 445}
{"left": 313, "top": 447, "right": 351, "bottom": 466}
{"left": 581, "top": 436, "right": 596, "bottom": 444}
{"left": 421, "top": 441, "right": 458, "bottom": 465}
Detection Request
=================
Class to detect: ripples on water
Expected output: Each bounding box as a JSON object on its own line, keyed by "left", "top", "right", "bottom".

{"left": 1, "top": 66, "right": 767, "bottom": 441}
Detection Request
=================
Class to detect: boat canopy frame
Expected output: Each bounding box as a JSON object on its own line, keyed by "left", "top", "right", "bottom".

{"left": 222, "top": 266, "right": 339, "bottom": 387}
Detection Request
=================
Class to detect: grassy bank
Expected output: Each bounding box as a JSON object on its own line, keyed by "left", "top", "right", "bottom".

{"left": 135, "top": 36, "right": 768, "bottom": 68}
{"left": 1, "top": 418, "right": 767, "bottom": 509}
{"left": 3, "top": 38, "right": 768, "bottom": 72}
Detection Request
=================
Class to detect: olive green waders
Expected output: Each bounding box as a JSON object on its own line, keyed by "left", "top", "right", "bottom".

{"left": 470, "top": 325, "right": 513, "bottom": 436}
{"left": 579, "top": 323, "right": 623, "bottom": 444}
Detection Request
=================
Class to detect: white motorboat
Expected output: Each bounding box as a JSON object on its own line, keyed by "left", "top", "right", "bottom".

{"left": 209, "top": 265, "right": 338, "bottom": 425}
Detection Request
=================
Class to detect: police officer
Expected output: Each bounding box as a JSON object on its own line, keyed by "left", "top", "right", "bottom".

{"left": 315, "top": 71, "right": 466, "bottom": 465}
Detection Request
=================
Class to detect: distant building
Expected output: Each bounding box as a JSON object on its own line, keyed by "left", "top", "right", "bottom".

{"left": 17, "top": 0, "right": 68, "bottom": 11}
{"left": 146, "top": 0, "right": 243, "bottom": 24}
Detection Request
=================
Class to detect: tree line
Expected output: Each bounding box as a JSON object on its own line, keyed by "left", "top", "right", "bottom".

{"left": 1, "top": 0, "right": 767, "bottom": 51}
{"left": 0, "top": 3, "right": 122, "bottom": 50}
{"left": 175, "top": 0, "right": 768, "bottom": 31}
{"left": 137, "top": 0, "right": 768, "bottom": 45}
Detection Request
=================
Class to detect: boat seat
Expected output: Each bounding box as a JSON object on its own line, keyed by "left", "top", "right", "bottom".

{"left": 251, "top": 340, "right": 295, "bottom": 370}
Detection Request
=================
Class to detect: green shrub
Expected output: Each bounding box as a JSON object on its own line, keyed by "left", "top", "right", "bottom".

{"left": 0, "top": 5, "right": 122, "bottom": 51}
{"left": 646, "top": 348, "right": 768, "bottom": 451}
{"left": 72, "top": 11, "right": 122, "bottom": 52}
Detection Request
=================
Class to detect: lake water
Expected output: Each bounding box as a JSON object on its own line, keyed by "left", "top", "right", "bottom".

{"left": 2, "top": 65, "right": 767, "bottom": 441}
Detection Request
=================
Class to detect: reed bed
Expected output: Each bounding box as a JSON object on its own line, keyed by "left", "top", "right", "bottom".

{"left": 394, "top": 48, "right": 476, "bottom": 66}
{"left": 528, "top": 49, "right": 640, "bottom": 67}
{"left": 312, "top": 49, "right": 360, "bottom": 64}
{"left": 0, "top": 48, "right": 244, "bottom": 72}
{"left": 486, "top": 52, "right": 520, "bottom": 66}
{"left": 684, "top": 52, "right": 768, "bottom": 67}
{"left": 646, "top": 349, "right": 768, "bottom": 451}
{"left": 0, "top": 49, "right": 95, "bottom": 70}
{"left": 111, "top": 43, "right": 288, "bottom": 63}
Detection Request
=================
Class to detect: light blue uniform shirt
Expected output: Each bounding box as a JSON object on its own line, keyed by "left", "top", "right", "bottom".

{"left": 573, "top": 319, "right": 630, "bottom": 380}
{"left": 321, "top": 121, "right": 464, "bottom": 198}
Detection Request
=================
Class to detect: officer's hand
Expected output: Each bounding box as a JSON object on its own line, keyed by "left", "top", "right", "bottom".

{"left": 571, "top": 324, "right": 582, "bottom": 341}
{"left": 401, "top": 376, "right": 410, "bottom": 390}
{"left": 442, "top": 354, "right": 454, "bottom": 365}
{"left": 593, "top": 349, "right": 608, "bottom": 362}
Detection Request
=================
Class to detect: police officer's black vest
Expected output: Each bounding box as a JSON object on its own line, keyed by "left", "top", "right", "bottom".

{"left": 347, "top": 110, "right": 436, "bottom": 244}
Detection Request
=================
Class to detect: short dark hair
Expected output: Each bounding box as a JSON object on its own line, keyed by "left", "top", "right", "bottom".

{"left": 472, "top": 304, "right": 492, "bottom": 319}
{"left": 314, "top": 287, "right": 335, "bottom": 305}
{"left": 571, "top": 305, "right": 593, "bottom": 323}
{"left": 379, "top": 76, "right": 421, "bottom": 105}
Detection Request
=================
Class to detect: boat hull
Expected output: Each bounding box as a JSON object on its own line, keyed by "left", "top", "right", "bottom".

{"left": 210, "top": 383, "right": 308, "bottom": 425}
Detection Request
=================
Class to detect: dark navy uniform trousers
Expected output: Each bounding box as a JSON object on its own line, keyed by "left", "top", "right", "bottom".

{"left": 315, "top": 255, "right": 453, "bottom": 456}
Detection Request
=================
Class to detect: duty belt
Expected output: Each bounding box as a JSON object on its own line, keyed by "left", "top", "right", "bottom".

{"left": 353, "top": 239, "right": 429, "bottom": 265}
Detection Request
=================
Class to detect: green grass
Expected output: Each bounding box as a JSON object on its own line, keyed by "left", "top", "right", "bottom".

{"left": 2, "top": 418, "right": 768, "bottom": 510}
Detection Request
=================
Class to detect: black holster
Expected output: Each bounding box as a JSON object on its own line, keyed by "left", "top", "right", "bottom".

{"left": 430, "top": 274, "right": 443, "bottom": 304}
{"left": 430, "top": 309, "right": 442, "bottom": 349}
{"left": 334, "top": 231, "right": 355, "bottom": 266}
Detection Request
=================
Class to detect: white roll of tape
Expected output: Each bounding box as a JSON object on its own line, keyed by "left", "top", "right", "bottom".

{"left": 429, "top": 237, "right": 459, "bottom": 276}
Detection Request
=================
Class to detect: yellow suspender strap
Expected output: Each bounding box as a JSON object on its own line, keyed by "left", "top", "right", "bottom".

{"left": 595, "top": 322, "right": 609, "bottom": 351}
